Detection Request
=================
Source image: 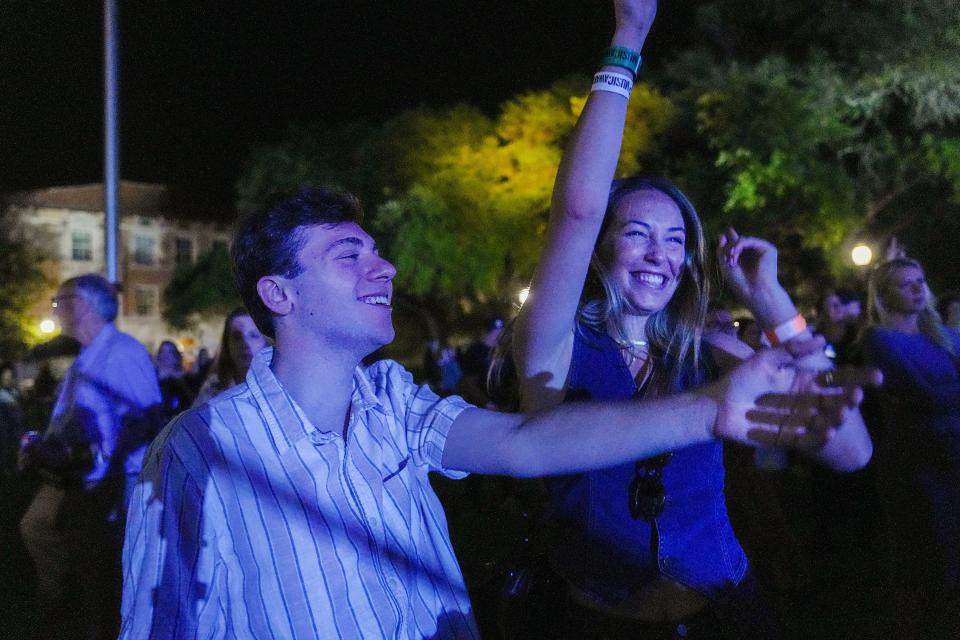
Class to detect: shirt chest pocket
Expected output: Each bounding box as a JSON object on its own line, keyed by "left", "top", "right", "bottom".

{"left": 383, "top": 455, "right": 409, "bottom": 482}
{"left": 381, "top": 455, "right": 414, "bottom": 528}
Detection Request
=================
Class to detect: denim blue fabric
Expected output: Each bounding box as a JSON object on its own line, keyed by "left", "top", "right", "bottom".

{"left": 549, "top": 324, "right": 747, "bottom": 603}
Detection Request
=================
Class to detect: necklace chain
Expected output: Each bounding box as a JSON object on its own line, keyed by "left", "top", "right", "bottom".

{"left": 618, "top": 338, "right": 650, "bottom": 368}
{"left": 616, "top": 338, "right": 648, "bottom": 350}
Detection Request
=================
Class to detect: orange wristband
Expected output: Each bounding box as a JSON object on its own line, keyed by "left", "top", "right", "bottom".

{"left": 764, "top": 314, "right": 807, "bottom": 346}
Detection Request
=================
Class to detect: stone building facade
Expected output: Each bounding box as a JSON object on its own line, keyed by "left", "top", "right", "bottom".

{"left": 4, "top": 181, "right": 233, "bottom": 358}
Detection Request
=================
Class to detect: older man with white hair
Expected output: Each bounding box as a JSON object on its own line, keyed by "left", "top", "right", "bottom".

{"left": 20, "top": 273, "right": 161, "bottom": 639}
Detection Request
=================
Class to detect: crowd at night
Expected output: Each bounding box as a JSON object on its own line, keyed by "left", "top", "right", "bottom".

{"left": 3, "top": 1, "right": 960, "bottom": 639}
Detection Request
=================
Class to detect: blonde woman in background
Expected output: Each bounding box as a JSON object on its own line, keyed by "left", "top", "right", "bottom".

{"left": 862, "top": 256, "right": 960, "bottom": 639}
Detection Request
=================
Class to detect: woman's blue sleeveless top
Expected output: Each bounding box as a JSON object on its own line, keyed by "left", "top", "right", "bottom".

{"left": 549, "top": 324, "right": 748, "bottom": 603}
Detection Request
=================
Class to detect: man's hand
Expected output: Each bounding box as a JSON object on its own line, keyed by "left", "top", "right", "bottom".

{"left": 710, "top": 348, "right": 882, "bottom": 450}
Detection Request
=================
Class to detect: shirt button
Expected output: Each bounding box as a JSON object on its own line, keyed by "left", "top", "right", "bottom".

{"left": 310, "top": 432, "right": 333, "bottom": 445}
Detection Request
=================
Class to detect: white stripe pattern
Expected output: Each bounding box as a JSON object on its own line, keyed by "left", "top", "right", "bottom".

{"left": 121, "top": 348, "right": 480, "bottom": 639}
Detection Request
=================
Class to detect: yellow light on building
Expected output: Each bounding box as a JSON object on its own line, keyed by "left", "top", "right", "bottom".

{"left": 851, "top": 244, "right": 873, "bottom": 266}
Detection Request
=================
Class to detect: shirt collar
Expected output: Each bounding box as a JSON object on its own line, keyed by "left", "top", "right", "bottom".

{"left": 351, "top": 362, "right": 381, "bottom": 412}
{"left": 75, "top": 323, "right": 118, "bottom": 370}
{"left": 245, "top": 347, "right": 382, "bottom": 456}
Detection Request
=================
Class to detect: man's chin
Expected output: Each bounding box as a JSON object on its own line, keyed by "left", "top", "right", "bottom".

{"left": 378, "top": 327, "right": 397, "bottom": 348}
{"left": 361, "top": 330, "right": 396, "bottom": 361}
{"left": 367, "top": 324, "right": 396, "bottom": 346}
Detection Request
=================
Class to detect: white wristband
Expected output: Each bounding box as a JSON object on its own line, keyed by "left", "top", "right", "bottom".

{"left": 591, "top": 71, "right": 633, "bottom": 100}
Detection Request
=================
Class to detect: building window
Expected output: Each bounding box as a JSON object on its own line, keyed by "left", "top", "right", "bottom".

{"left": 134, "top": 236, "right": 155, "bottom": 265}
{"left": 175, "top": 237, "right": 193, "bottom": 266}
{"left": 71, "top": 232, "right": 93, "bottom": 261}
{"left": 134, "top": 287, "right": 158, "bottom": 316}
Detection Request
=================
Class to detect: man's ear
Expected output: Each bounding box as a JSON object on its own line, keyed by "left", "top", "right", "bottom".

{"left": 257, "top": 276, "right": 293, "bottom": 318}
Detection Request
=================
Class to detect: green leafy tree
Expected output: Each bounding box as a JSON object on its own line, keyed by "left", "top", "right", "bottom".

{"left": 656, "top": 0, "right": 960, "bottom": 297}
{"left": 236, "top": 121, "right": 379, "bottom": 213}
{"left": 688, "top": 0, "right": 960, "bottom": 70}
{"left": 236, "top": 0, "right": 960, "bottom": 315}
{"left": 373, "top": 77, "right": 676, "bottom": 319}
{"left": 0, "top": 208, "right": 51, "bottom": 358}
{"left": 657, "top": 10, "right": 960, "bottom": 295}
{"left": 163, "top": 245, "right": 239, "bottom": 329}
{"left": 654, "top": 55, "right": 859, "bottom": 297}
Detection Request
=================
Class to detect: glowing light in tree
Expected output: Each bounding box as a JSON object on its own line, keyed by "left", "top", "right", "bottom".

{"left": 851, "top": 244, "right": 873, "bottom": 266}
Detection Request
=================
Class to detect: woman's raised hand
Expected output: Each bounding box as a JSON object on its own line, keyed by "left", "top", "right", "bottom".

{"left": 614, "top": 0, "right": 657, "bottom": 42}
{"left": 718, "top": 227, "right": 782, "bottom": 306}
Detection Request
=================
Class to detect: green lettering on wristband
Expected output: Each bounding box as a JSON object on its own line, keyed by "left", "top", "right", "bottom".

{"left": 600, "top": 46, "right": 642, "bottom": 78}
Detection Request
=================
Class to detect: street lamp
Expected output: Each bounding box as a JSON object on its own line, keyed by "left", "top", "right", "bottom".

{"left": 851, "top": 244, "right": 873, "bottom": 267}
{"left": 518, "top": 287, "right": 530, "bottom": 305}
{"left": 39, "top": 319, "right": 56, "bottom": 334}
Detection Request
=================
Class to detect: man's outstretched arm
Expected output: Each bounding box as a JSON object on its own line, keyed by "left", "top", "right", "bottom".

{"left": 717, "top": 229, "right": 876, "bottom": 471}
{"left": 442, "top": 346, "right": 875, "bottom": 477}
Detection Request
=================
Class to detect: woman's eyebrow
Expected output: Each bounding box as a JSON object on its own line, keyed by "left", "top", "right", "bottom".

{"left": 623, "top": 220, "right": 685, "bottom": 233}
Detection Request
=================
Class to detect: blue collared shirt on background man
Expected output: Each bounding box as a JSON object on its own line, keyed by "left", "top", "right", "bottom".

{"left": 121, "top": 347, "right": 479, "bottom": 639}
{"left": 47, "top": 322, "right": 162, "bottom": 483}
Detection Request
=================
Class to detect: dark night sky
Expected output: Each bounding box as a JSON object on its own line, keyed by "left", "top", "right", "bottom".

{"left": 2, "top": 2, "right": 709, "bottom": 217}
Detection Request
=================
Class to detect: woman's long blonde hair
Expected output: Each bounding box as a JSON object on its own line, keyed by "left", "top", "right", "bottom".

{"left": 578, "top": 177, "right": 709, "bottom": 389}
{"left": 866, "top": 257, "right": 958, "bottom": 358}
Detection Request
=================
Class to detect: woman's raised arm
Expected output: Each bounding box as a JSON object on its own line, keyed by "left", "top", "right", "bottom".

{"left": 718, "top": 228, "right": 875, "bottom": 470}
{"left": 514, "top": 0, "right": 658, "bottom": 411}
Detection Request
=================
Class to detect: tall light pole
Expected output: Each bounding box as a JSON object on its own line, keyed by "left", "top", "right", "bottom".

{"left": 104, "top": 0, "right": 120, "bottom": 284}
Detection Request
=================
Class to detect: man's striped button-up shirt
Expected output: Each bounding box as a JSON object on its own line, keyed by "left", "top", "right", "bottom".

{"left": 121, "top": 348, "right": 479, "bottom": 639}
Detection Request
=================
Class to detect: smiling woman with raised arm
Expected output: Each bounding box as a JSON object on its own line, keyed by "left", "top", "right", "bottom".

{"left": 511, "top": 0, "right": 873, "bottom": 636}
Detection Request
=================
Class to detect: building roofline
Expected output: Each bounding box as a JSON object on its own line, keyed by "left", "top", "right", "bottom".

{"left": 3, "top": 180, "right": 170, "bottom": 214}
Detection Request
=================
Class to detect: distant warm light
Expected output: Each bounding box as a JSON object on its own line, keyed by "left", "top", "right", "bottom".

{"left": 851, "top": 244, "right": 873, "bottom": 266}
{"left": 39, "top": 319, "right": 56, "bottom": 334}
{"left": 733, "top": 320, "right": 740, "bottom": 328}
{"left": 518, "top": 287, "right": 530, "bottom": 305}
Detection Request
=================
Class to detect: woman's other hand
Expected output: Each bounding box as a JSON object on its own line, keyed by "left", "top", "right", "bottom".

{"left": 718, "top": 227, "right": 781, "bottom": 302}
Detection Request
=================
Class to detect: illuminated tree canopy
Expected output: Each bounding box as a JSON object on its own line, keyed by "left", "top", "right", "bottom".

{"left": 0, "top": 208, "right": 51, "bottom": 357}
{"left": 238, "top": 78, "right": 675, "bottom": 320}
{"left": 236, "top": 1, "right": 960, "bottom": 323}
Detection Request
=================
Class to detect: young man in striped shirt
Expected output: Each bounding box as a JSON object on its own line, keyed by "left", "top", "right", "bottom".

{"left": 120, "top": 186, "right": 872, "bottom": 639}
